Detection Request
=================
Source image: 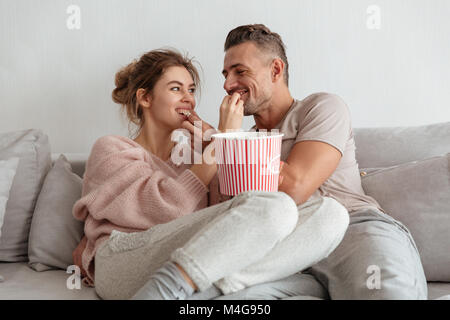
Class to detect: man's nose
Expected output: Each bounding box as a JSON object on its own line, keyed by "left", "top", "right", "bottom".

{"left": 223, "top": 76, "right": 238, "bottom": 94}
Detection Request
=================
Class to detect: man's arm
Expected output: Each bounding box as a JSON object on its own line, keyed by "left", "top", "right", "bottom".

{"left": 278, "top": 140, "right": 342, "bottom": 205}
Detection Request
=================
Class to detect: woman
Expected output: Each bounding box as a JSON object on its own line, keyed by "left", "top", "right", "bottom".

{"left": 72, "top": 49, "right": 349, "bottom": 300}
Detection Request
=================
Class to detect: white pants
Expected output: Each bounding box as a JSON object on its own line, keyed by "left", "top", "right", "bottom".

{"left": 94, "top": 191, "right": 349, "bottom": 300}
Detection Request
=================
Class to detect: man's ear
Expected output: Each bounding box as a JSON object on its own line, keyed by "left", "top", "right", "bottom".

{"left": 136, "top": 88, "right": 151, "bottom": 109}
{"left": 271, "top": 58, "right": 285, "bottom": 83}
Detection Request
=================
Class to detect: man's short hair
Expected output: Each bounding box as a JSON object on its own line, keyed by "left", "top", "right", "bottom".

{"left": 224, "top": 24, "right": 289, "bottom": 86}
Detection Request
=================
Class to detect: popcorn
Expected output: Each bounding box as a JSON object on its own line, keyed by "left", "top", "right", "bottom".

{"left": 180, "top": 110, "right": 191, "bottom": 117}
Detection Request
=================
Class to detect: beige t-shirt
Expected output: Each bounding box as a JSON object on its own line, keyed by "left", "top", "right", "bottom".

{"left": 252, "top": 92, "right": 384, "bottom": 214}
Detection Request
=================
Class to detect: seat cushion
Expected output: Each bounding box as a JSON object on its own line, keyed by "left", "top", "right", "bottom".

{"left": 0, "top": 262, "right": 99, "bottom": 299}
{"left": 51, "top": 153, "right": 89, "bottom": 179}
{"left": 1, "top": 262, "right": 448, "bottom": 300}
{"left": 427, "top": 282, "right": 450, "bottom": 300}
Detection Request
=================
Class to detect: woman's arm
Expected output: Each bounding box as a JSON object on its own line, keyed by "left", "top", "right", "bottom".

{"left": 74, "top": 135, "right": 210, "bottom": 227}
{"left": 190, "top": 162, "right": 217, "bottom": 187}
{"left": 189, "top": 142, "right": 217, "bottom": 186}
{"left": 72, "top": 235, "right": 88, "bottom": 277}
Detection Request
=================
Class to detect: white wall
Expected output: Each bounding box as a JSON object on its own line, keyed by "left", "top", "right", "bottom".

{"left": 1, "top": 0, "right": 449, "bottom": 154}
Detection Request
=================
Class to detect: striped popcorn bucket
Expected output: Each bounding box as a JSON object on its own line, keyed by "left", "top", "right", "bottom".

{"left": 211, "top": 131, "right": 284, "bottom": 196}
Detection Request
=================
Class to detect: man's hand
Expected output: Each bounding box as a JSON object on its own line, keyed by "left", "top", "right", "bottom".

{"left": 278, "top": 161, "right": 285, "bottom": 187}
{"left": 218, "top": 92, "right": 244, "bottom": 132}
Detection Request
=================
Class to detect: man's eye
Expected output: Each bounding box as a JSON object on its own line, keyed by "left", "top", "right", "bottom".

{"left": 237, "top": 70, "right": 245, "bottom": 75}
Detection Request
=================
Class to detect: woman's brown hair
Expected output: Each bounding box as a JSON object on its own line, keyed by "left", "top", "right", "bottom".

{"left": 112, "top": 49, "right": 201, "bottom": 138}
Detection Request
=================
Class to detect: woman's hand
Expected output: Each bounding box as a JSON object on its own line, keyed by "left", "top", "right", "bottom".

{"left": 218, "top": 92, "right": 244, "bottom": 132}
{"left": 181, "top": 109, "right": 217, "bottom": 153}
{"left": 180, "top": 93, "right": 244, "bottom": 152}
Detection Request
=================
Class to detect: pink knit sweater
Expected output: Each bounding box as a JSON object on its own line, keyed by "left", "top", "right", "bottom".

{"left": 72, "top": 135, "right": 226, "bottom": 286}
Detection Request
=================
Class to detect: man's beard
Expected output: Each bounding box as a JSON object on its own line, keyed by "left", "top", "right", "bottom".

{"left": 243, "top": 95, "right": 271, "bottom": 116}
{"left": 243, "top": 101, "right": 258, "bottom": 116}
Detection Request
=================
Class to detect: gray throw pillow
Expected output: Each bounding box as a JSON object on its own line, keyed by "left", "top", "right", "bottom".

{"left": 0, "top": 158, "right": 20, "bottom": 237}
{"left": 0, "top": 129, "right": 52, "bottom": 261}
{"left": 28, "top": 154, "right": 84, "bottom": 271}
{"left": 361, "top": 153, "right": 450, "bottom": 281}
{"left": 354, "top": 121, "right": 450, "bottom": 168}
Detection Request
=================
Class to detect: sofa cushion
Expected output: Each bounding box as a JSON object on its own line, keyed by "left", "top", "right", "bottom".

{"left": 427, "top": 282, "right": 450, "bottom": 300}
{"left": 354, "top": 121, "right": 450, "bottom": 168}
{"left": 0, "top": 129, "right": 52, "bottom": 261}
{"left": 361, "top": 154, "right": 450, "bottom": 281}
{"left": 28, "top": 154, "right": 84, "bottom": 271}
{"left": 0, "top": 262, "right": 99, "bottom": 299}
{"left": 0, "top": 158, "right": 20, "bottom": 237}
{"left": 52, "top": 153, "right": 88, "bottom": 179}
{"left": 0, "top": 261, "right": 448, "bottom": 300}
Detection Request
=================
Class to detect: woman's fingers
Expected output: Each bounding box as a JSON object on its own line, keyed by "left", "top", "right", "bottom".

{"left": 179, "top": 121, "right": 194, "bottom": 149}
{"left": 180, "top": 109, "right": 218, "bottom": 152}
{"left": 186, "top": 109, "right": 200, "bottom": 123}
{"left": 181, "top": 120, "right": 203, "bottom": 140}
{"left": 185, "top": 109, "right": 212, "bottom": 129}
{"left": 180, "top": 119, "right": 194, "bottom": 132}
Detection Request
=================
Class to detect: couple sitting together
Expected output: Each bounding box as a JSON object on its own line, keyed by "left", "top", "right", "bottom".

{"left": 72, "top": 24, "right": 427, "bottom": 300}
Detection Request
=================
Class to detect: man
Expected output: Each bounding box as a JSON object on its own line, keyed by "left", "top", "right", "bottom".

{"left": 189, "top": 24, "right": 427, "bottom": 300}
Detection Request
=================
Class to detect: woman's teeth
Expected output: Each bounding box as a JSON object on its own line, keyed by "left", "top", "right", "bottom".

{"left": 178, "top": 110, "right": 191, "bottom": 117}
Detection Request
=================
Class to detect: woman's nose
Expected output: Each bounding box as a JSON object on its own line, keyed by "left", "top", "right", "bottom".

{"left": 182, "top": 90, "right": 195, "bottom": 105}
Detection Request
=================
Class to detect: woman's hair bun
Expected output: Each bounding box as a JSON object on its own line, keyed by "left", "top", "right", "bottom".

{"left": 112, "top": 60, "right": 137, "bottom": 105}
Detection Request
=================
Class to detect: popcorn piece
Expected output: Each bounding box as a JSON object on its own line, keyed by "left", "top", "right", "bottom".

{"left": 181, "top": 110, "right": 191, "bottom": 117}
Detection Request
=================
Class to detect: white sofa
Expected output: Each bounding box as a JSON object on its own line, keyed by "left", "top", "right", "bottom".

{"left": 0, "top": 122, "right": 449, "bottom": 300}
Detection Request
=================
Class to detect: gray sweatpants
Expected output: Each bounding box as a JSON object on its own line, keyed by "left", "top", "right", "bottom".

{"left": 94, "top": 191, "right": 349, "bottom": 300}
{"left": 198, "top": 208, "right": 428, "bottom": 300}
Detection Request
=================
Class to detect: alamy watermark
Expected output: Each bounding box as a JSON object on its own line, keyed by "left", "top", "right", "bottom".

{"left": 170, "top": 122, "right": 281, "bottom": 172}
{"left": 66, "top": 5, "right": 81, "bottom": 30}
{"left": 65, "top": 5, "right": 379, "bottom": 31}
{"left": 366, "top": 5, "right": 381, "bottom": 30}
{"left": 66, "top": 265, "right": 81, "bottom": 290}
{"left": 366, "top": 264, "right": 381, "bottom": 290}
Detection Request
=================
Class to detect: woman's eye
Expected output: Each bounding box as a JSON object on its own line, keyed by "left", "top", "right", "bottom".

{"left": 189, "top": 88, "right": 196, "bottom": 93}
{"left": 171, "top": 87, "right": 180, "bottom": 91}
